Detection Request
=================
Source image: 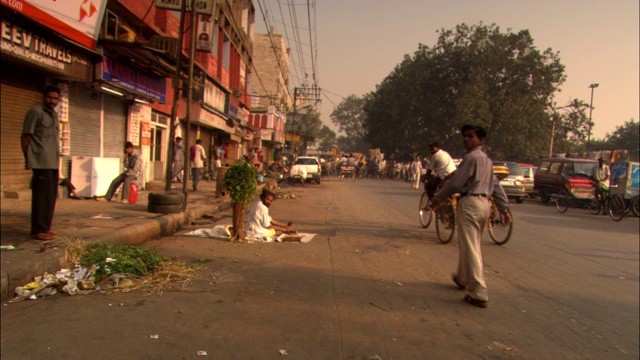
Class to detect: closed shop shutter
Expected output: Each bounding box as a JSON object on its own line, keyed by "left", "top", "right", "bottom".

{"left": 0, "top": 68, "right": 45, "bottom": 192}
{"left": 103, "top": 95, "right": 128, "bottom": 157}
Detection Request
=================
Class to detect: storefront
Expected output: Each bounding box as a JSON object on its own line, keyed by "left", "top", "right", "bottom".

{"left": 0, "top": 11, "right": 98, "bottom": 192}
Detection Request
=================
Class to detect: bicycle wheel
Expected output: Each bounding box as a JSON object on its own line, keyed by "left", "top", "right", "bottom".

{"left": 435, "top": 198, "right": 455, "bottom": 244}
{"left": 631, "top": 196, "right": 639, "bottom": 217}
{"left": 489, "top": 208, "right": 513, "bottom": 245}
{"left": 587, "top": 190, "right": 601, "bottom": 215}
{"left": 418, "top": 192, "right": 433, "bottom": 228}
{"left": 555, "top": 190, "right": 569, "bottom": 213}
{"left": 608, "top": 195, "right": 626, "bottom": 222}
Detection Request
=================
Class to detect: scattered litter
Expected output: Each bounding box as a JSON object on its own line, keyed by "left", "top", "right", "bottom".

{"left": 279, "top": 349, "right": 288, "bottom": 355}
{"left": 394, "top": 281, "right": 403, "bottom": 286}
{"left": 184, "top": 225, "right": 232, "bottom": 239}
{"left": 369, "top": 355, "right": 382, "bottom": 360}
{"left": 0, "top": 245, "right": 16, "bottom": 251}
{"left": 276, "top": 191, "right": 297, "bottom": 199}
{"left": 150, "top": 335, "right": 159, "bottom": 339}
{"left": 619, "top": 277, "right": 626, "bottom": 280}
{"left": 90, "top": 214, "right": 114, "bottom": 219}
{"left": 197, "top": 351, "right": 208, "bottom": 356}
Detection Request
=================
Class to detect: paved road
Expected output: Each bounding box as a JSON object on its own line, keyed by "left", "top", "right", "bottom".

{"left": 1, "top": 177, "right": 638, "bottom": 359}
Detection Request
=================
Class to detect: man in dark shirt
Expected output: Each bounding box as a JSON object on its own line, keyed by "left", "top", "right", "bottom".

{"left": 432, "top": 124, "right": 511, "bottom": 308}
{"left": 96, "top": 142, "right": 142, "bottom": 203}
{"left": 22, "top": 84, "right": 61, "bottom": 241}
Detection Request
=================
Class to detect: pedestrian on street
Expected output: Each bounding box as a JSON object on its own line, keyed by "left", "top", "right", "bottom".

{"left": 191, "top": 139, "right": 206, "bottom": 191}
{"left": 96, "top": 142, "right": 141, "bottom": 203}
{"left": 410, "top": 155, "right": 423, "bottom": 189}
{"left": 171, "top": 136, "right": 184, "bottom": 183}
{"left": 21, "top": 84, "right": 61, "bottom": 241}
{"left": 431, "top": 124, "right": 511, "bottom": 308}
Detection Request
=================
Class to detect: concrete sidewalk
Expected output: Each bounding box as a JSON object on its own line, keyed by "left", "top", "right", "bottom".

{"left": 0, "top": 178, "right": 240, "bottom": 301}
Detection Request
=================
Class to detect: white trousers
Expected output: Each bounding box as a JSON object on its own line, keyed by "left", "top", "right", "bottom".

{"left": 456, "top": 196, "right": 491, "bottom": 301}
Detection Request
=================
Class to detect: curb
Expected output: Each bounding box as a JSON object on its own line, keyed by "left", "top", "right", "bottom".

{"left": 0, "top": 199, "right": 233, "bottom": 302}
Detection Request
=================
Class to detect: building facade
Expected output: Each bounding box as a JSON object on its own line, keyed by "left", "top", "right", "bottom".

{"left": 1, "top": 0, "right": 256, "bottom": 196}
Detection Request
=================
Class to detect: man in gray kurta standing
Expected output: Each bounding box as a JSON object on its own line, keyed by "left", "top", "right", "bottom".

{"left": 171, "top": 136, "right": 184, "bottom": 183}
{"left": 21, "top": 84, "right": 61, "bottom": 241}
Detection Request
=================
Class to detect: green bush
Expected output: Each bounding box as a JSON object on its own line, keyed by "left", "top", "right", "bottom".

{"left": 80, "top": 243, "right": 165, "bottom": 281}
{"left": 222, "top": 160, "right": 257, "bottom": 205}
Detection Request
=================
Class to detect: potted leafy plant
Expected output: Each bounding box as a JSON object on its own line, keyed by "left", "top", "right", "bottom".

{"left": 222, "top": 160, "right": 257, "bottom": 242}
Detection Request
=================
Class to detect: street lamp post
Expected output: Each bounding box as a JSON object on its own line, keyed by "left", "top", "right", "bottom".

{"left": 587, "top": 83, "right": 599, "bottom": 147}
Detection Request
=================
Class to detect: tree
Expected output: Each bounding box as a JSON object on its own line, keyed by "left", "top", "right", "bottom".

{"left": 363, "top": 23, "right": 579, "bottom": 163}
{"left": 222, "top": 161, "right": 257, "bottom": 242}
{"left": 605, "top": 119, "right": 639, "bottom": 150}
{"left": 330, "top": 94, "right": 371, "bottom": 153}
{"left": 316, "top": 125, "right": 337, "bottom": 152}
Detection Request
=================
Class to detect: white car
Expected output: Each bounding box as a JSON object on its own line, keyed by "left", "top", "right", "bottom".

{"left": 292, "top": 156, "right": 322, "bottom": 184}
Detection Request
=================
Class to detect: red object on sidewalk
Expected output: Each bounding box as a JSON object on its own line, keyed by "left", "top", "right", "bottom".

{"left": 128, "top": 183, "right": 138, "bottom": 204}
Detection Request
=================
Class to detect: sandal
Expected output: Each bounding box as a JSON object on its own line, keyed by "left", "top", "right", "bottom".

{"left": 48, "top": 230, "right": 57, "bottom": 235}
{"left": 32, "top": 233, "right": 55, "bottom": 241}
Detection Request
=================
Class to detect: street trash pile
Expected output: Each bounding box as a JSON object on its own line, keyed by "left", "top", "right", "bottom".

{"left": 184, "top": 225, "right": 317, "bottom": 243}
{"left": 276, "top": 191, "right": 298, "bottom": 199}
{"left": 10, "top": 240, "right": 199, "bottom": 303}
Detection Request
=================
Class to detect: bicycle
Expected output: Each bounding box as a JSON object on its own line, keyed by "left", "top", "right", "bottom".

{"left": 587, "top": 185, "right": 630, "bottom": 221}
{"left": 418, "top": 191, "right": 433, "bottom": 228}
{"left": 432, "top": 194, "right": 513, "bottom": 245}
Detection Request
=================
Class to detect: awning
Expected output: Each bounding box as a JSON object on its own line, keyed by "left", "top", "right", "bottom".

{"left": 99, "top": 39, "right": 178, "bottom": 78}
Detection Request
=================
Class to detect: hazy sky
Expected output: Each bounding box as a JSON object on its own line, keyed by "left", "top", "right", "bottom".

{"left": 257, "top": 0, "right": 639, "bottom": 140}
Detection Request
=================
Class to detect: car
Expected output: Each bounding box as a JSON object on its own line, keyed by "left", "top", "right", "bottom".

{"left": 534, "top": 157, "right": 598, "bottom": 203}
{"left": 519, "top": 163, "right": 538, "bottom": 197}
{"left": 292, "top": 156, "right": 322, "bottom": 184}
{"left": 493, "top": 161, "right": 526, "bottom": 203}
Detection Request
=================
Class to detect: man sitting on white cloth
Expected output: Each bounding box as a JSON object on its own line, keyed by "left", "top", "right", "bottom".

{"left": 245, "top": 189, "right": 292, "bottom": 238}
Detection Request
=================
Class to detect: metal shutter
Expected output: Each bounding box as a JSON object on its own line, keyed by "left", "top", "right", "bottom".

{"left": 0, "top": 68, "right": 45, "bottom": 192}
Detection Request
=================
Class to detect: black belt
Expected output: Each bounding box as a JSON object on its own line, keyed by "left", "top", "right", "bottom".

{"left": 460, "top": 193, "right": 487, "bottom": 197}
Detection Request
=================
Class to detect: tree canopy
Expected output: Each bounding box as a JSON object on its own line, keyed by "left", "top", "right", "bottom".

{"left": 330, "top": 94, "right": 371, "bottom": 153}
{"left": 360, "top": 22, "right": 588, "bottom": 163}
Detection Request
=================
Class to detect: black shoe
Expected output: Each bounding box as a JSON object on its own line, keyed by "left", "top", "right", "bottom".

{"left": 464, "top": 294, "right": 488, "bottom": 308}
{"left": 451, "top": 273, "right": 465, "bottom": 290}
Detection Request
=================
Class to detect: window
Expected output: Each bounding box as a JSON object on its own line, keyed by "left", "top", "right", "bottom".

{"left": 101, "top": 10, "right": 134, "bottom": 41}
{"left": 549, "top": 162, "right": 562, "bottom": 175}
{"left": 152, "top": 112, "right": 169, "bottom": 126}
{"left": 538, "top": 161, "right": 550, "bottom": 173}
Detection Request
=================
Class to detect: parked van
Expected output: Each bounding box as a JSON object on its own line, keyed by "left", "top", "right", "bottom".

{"left": 534, "top": 158, "right": 598, "bottom": 203}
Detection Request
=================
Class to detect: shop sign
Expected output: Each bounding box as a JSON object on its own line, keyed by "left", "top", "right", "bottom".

{"left": 260, "top": 129, "right": 273, "bottom": 141}
{"left": 128, "top": 104, "right": 151, "bottom": 146}
{"left": 4, "top": 0, "right": 107, "bottom": 49}
{"left": 141, "top": 121, "right": 151, "bottom": 146}
{"left": 273, "top": 131, "right": 284, "bottom": 144}
{"left": 0, "top": 19, "right": 92, "bottom": 80}
{"left": 243, "top": 128, "right": 253, "bottom": 140}
{"left": 195, "top": 15, "right": 213, "bottom": 52}
{"left": 228, "top": 96, "right": 239, "bottom": 120}
{"left": 196, "top": 106, "right": 233, "bottom": 133}
{"left": 101, "top": 56, "right": 167, "bottom": 102}
{"left": 155, "top": 0, "right": 214, "bottom": 14}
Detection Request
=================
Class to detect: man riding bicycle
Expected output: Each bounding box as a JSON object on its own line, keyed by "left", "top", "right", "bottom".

{"left": 424, "top": 143, "right": 457, "bottom": 206}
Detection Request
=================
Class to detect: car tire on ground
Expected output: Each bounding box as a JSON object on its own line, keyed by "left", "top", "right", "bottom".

{"left": 515, "top": 197, "right": 524, "bottom": 204}
{"left": 147, "top": 203, "right": 183, "bottom": 214}
{"left": 148, "top": 191, "right": 185, "bottom": 205}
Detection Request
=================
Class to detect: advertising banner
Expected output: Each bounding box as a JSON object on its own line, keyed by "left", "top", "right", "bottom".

{"left": 195, "top": 15, "right": 213, "bottom": 52}
{"left": 101, "top": 55, "right": 167, "bottom": 102}
{"left": 0, "top": 19, "right": 92, "bottom": 80}
{"left": 4, "top": 0, "right": 107, "bottom": 49}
